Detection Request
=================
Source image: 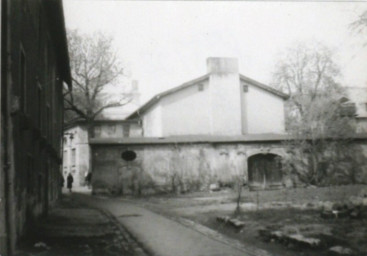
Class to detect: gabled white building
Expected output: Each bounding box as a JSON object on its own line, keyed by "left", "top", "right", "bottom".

{"left": 127, "top": 57, "right": 288, "bottom": 136}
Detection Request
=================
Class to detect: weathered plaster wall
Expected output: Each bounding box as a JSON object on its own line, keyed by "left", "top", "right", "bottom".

{"left": 91, "top": 142, "right": 287, "bottom": 195}
{"left": 246, "top": 85, "right": 285, "bottom": 134}
{"left": 143, "top": 104, "right": 163, "bottom": 137}
{"left": 63, "top": 126, "right": 89, "bottom": 187}
{"left": 161, "top": 80, "right": 211, "bottom": 136}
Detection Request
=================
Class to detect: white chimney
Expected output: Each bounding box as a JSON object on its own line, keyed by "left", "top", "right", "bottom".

{"left": 207, "top": 57, "right": 242, "bottom": 135}
{"left": 207, "top": 57, "right": 239, "bottom": 74}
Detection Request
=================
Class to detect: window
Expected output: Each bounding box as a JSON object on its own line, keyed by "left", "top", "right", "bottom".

{"left": 123, "top": 124, "right": 130, "bottom": 137}
{"left": 242, "top": 84, "right": 248, "bottom": 93}
{"left": 94, "top": 126, "right": 101, "bottom": 137}
{"left": 63, "top": 150, "right": 68, "bottom": 168}
{"left": 106, "top": 124, "right": 116, "bottom": 136}
{"left": 198, "top": 84, "right": 204, "bottom": 91}
{"left": 20, "top": 47, "right": 27, "bottom": 112}
{"left": 71, "top": 148, "right": 76, "bottom": 166}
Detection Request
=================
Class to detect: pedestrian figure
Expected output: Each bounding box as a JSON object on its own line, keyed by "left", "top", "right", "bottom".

{"left": 67, "top": 173, "right": 74, "bottom": 193}
{"left": 85, "top": 172, "right": 92, "bottom": 188}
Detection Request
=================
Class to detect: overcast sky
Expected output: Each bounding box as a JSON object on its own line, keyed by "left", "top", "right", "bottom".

{"left": 64, "top": 1, "right": 367, "bottom": 104}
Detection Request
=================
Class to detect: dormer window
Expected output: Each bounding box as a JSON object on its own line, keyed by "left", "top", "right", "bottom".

{"left": 242, "top": 84, "right": 249, "bottom": 93}
{"left": 198, "top": 84, "right": 204, "bottom": 91}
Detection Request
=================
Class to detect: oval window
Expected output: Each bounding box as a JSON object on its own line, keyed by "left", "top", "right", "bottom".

{"left": 121, "top": 150, "right": 137, "bottom": 161}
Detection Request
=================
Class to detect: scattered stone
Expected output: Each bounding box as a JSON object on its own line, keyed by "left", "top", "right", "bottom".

{"left": 321, "top": 210, "right": 335, "bottom": 219}
{"left": 216, "top": 216, "right": 230, "bottom": 223}
{"left": 259, "top": 228, "right": 321, "bottom": 249}
{"left": 359, "top": 188, "right": 367, "bottom": 198}
{"left": 230, "top": 219, "right": 245, "bottom": 228}
{"left": 287, "top": 234, "right": 321, "bottom": 248}
{"left": 349, "top": 208, "right": 362, "bottom": 219}
{"left": 320, "top": 201, "right": 334, "bottom": 211}
{"left": 209, "top": 183, "right": 220, "bottom": 192}
{"left": 34, "top": 241, "right": 49, "bottom": 250}
{"left": 216, "top": 216, "right": 245, "bottom": 228}
{"left": 329, "top": 246, "right": 353, "bottom": 255}
{"left": 349, "top": 196, "right": 363, "bottom": 206}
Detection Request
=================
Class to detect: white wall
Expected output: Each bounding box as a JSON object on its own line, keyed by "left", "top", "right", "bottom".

{"left": 209, "top": 73, "right": 242, "bottom": 135}
{"left": 143, "top": 104, "right": 163, "bottom": 137}
{"left": 208, "top": 58, "right": 242, "bottom": 135}
{"left": 246, "top": 85, "right": 285, "bottom": 134}
{"left": 63, "top": 126, "right": 89, "bottom": 187}
{"left": 160, "top": 80, "right": 211, "bottom": 136}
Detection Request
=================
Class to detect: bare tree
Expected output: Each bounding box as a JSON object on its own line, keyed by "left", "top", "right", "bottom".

{"left": 273, "top": 43, "right": 356, "bottom": 185}
{"left": 64, "top": 30, "right": 132, "bottom": 135}
{"left": 350, "top": 9, "right": 367, "bottom": 47}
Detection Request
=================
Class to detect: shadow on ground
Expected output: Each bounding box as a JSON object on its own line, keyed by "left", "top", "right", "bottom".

{"left": 15, "top": 194, "right": 138, "bottom": 256}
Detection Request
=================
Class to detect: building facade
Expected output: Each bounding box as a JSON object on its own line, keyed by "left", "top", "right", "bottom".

{"left": 63, "top": 120, "right": 143, "bottom": 188}
{"left": 128, "top": 58, "right": 288, "bottom": 137}
{"left": 90, "top": 58, "right": 292, "bottom": 195}
{"left": 1, "top": 0, "right": 71, "bottom": 254}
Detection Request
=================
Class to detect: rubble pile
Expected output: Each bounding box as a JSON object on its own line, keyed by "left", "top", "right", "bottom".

{"left": 320, "top": 188, "right": 367, "bottom": 220}
{"left": 216, "top": 216, "right": 245, "bottom": 229}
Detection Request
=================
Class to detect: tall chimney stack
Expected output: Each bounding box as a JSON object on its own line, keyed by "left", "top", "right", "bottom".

{"left": 207, "top": 57, "right": 242, "bottom": 135}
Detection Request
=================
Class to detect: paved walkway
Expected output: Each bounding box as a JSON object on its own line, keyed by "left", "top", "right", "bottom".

{"left": 16, "top": 193, "right": 145, "bottom": 256}
{"left": 74, "top": 193, "right": 267, "bottom": 256}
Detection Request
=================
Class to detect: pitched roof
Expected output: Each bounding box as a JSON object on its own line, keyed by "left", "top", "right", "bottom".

{"left": 126, "top": 73, "right": 288, "bottom": 119}
{"left": 240, "top": 75, "right": 289, "bottom": 99}
{"left": 126, "top": 74, "right": 210, "bottom": 119}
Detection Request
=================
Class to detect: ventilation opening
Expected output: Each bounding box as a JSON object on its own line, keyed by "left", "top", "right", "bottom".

{"left": 121, "top": 150, "right": 137, "bottom": 161}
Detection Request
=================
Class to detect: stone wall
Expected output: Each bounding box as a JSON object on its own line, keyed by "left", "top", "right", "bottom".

{"left": 91, "top": 142, "right": 288, "bottom": 195}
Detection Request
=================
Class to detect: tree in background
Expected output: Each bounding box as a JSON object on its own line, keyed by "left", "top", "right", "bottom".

{"left": 64, "top": 30, "right": 132, "bottom": 134}
{"left": 350, "top": 9, "right": 367, "bottom": 47}
{"left": 273, "top": 42, "right": 357, "bottom": 185}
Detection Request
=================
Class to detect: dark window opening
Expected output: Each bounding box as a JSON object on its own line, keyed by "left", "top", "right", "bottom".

{"left": 121, "top": 150, "right": 136, "bottom": 161}
{"left": 198, "top": 84, "right": 204, "bottom": 91}
{"left": 242, "top": 84, "right": 248, "bottom": 93}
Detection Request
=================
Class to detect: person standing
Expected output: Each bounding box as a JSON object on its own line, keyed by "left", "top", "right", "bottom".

{"left": 85, "top": 172, "right": 92, "bottom": 189}
{"left": 67, "top": 173, "right": 74, "bottom": 193}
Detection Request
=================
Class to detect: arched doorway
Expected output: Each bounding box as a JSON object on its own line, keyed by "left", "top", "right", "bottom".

{"left": 248, "top": 153, "right": 283, "bottom": 190}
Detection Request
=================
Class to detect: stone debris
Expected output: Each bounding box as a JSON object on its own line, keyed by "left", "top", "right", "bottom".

{"left": 209, "top": 183, "right": 220, "bottom": 192}
{"left": 34, "top": 241, "right": 50, "bottom": 250}
{"left": 320, "top": 190, "right": 367, "bottom": 220}
{"left": 258, "top": 229, "right": 321, "bottom": 249}
{"left": 329, "top": 246, "right": 353, "bottom": 255}
{"left": 217, "top": 216, "right": 245, "bottom": 229}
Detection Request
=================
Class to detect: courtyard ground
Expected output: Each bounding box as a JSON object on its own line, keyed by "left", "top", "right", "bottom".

{"left": 127, "top": 184, "right": 367, "bottom": 256}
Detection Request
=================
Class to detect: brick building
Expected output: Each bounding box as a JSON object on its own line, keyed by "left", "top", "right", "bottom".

{"left": 0, "top": 0, "right": 71, "bottom": 254}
